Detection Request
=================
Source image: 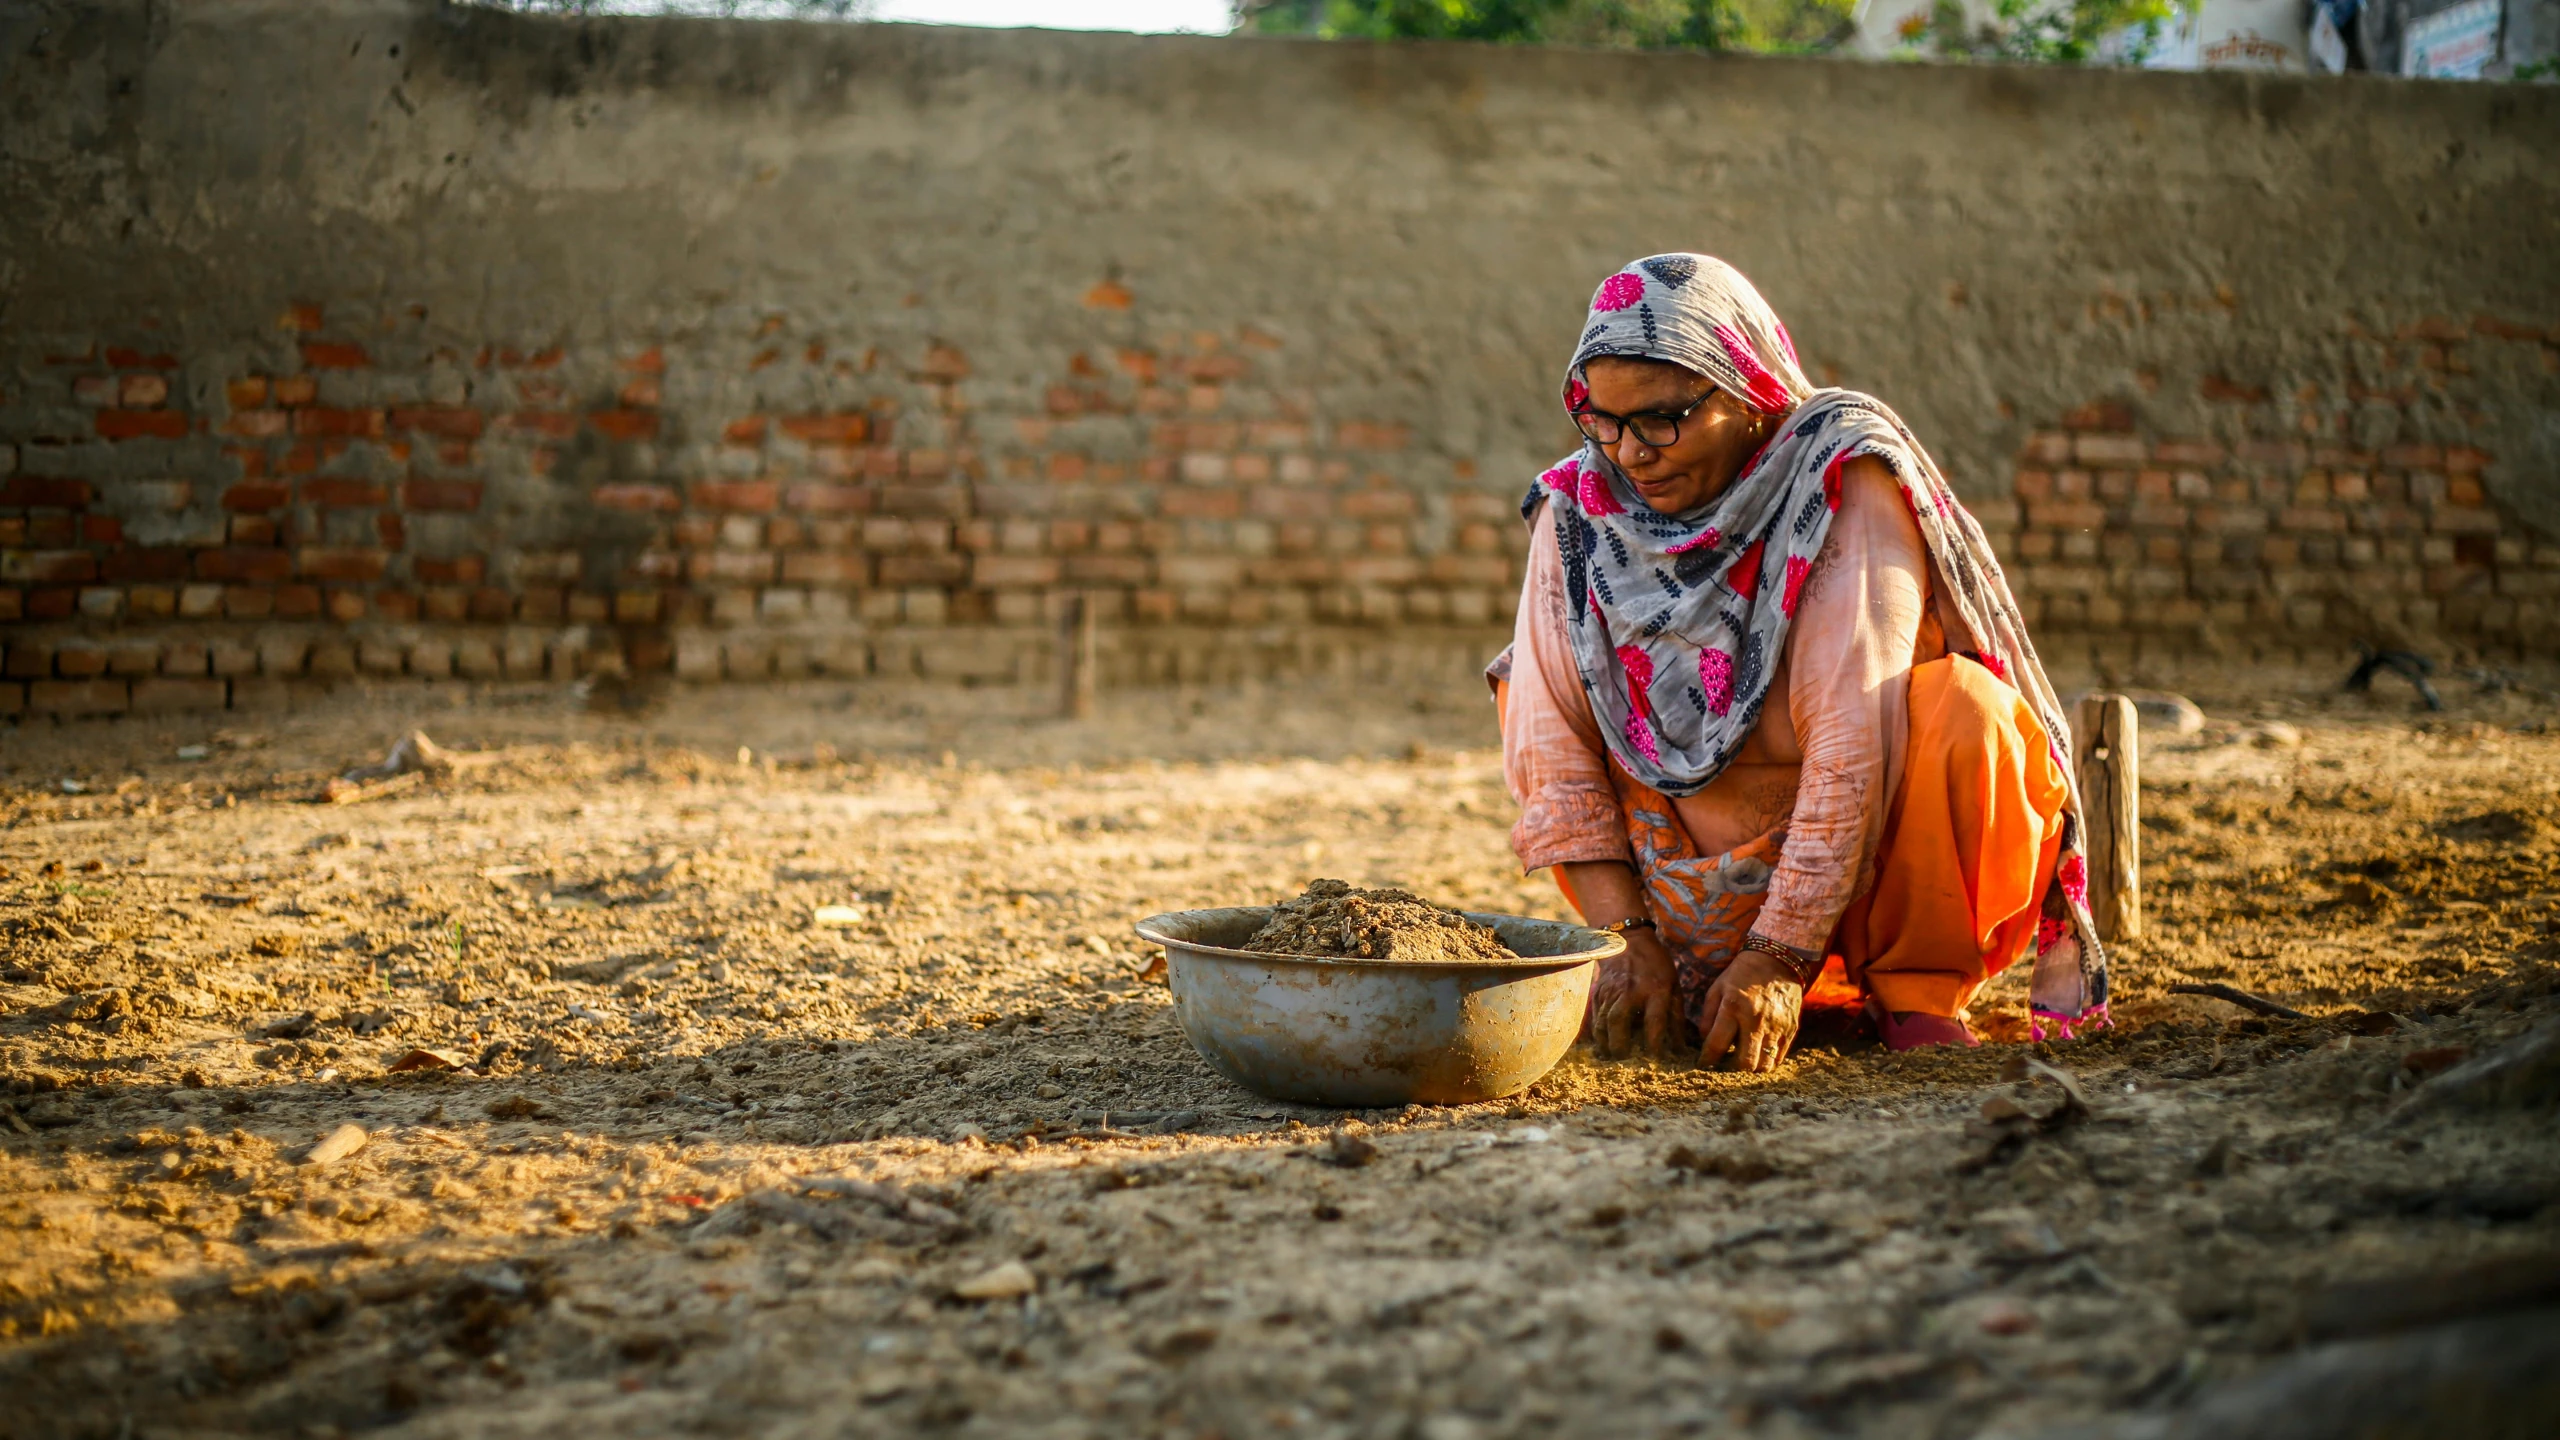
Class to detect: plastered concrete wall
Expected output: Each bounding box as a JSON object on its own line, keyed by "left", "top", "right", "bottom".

{"left": 3, "top": 0, "right": 2556, "bottom": 714}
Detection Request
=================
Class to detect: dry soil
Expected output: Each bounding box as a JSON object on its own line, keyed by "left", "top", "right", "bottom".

{"left": 2, "top": 676, "right": 2556, "bottom": 1440}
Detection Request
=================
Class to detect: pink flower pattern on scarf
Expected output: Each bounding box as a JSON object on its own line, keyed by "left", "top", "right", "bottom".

{"left": 1698, "top": 647, "right": 1734, "bottom": 717}
{"left": 1714, "top": 324, "right": 1796, "bottom": 413}
{"left": 1616, "top": 643, "right": 1661, "bottom": 760}
{"left": 1593, "top": 272, "right": 1645, "bottom": 313}
{"left": 1780, "top": 555, "right": 1811, "bottom": 616}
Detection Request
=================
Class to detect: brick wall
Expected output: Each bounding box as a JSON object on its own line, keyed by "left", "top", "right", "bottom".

{"left": 0, "top": 308, "right": 1530, "bottom": 716}
{"left": 4, "top": 4, "right": 2557, "bottom": 717}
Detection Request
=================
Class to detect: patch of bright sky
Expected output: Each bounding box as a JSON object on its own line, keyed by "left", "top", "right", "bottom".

{"left": 867, "top": 1, "right": 1235, "bottom": 32}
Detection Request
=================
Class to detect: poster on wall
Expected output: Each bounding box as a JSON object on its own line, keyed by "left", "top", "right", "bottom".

{"left": 2401, "top": 0, "right": 2504, "bottom": 76}
{"left": 2193, "top": 0, "right": 2313, "bottom": 68}
{"left": 2130, "top": 0, "right": 2313, "bottom": 70}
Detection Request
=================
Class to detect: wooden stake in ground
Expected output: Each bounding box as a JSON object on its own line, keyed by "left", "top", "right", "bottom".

{"left": 1059, "top": 591, "right": 1097, "bottom": 719}
{"left": 2070, "top": 694, "right": 2141, "bottom": 942}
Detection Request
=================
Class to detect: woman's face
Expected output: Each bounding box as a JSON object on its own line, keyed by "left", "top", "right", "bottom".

{"left": 1579, "top": 357, "right": 1770, "bottom": 516}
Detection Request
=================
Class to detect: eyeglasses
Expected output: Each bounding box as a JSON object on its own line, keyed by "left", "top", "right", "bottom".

{"left": 1570, "top": 389, "right": 1718, "bottom": 449}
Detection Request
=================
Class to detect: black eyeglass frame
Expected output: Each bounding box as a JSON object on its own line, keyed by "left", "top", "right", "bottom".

{"left": 1568, "top": 387, "right": 1722, "bottom": 449}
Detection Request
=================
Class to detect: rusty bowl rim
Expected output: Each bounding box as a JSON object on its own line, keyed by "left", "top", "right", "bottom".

{"left": 1132, "top": 905, "right": 1625, "bottom": 972}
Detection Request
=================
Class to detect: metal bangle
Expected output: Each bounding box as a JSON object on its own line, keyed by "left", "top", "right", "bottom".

{"left": 1741, "top": 932, "right": 1822, "bottom": 989}
{"left": 1602, "top": 916, "right": 1656, "bottom": 936}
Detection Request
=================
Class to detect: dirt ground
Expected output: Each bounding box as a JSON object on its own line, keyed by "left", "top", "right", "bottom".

{"left": 3, "top": 672, "right": 2557, "bottom": 1440}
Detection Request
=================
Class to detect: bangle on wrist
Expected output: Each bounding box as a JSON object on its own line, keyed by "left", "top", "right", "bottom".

{"left": 1600, "top": 915, "right": 1656, "bottom": 936}
{"left": 1741, "top": 932, "right": 1822, "bottom": 989}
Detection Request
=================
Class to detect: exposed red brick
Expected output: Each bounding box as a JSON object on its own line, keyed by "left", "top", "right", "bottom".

{"left": 80, "top": 515, "right": 121, "bottom": 544}
{"left": 619, "top": 376, "right": 662, "bottom": 407}
{"left": 1340, "top": 489, "right": 1418, "bottom": 520}
{"left": 95, "top": 409, "right": 188, "bottom": 440}
{"left": 778, "top": 414, "right": 870, "bottom": 445}
{"left": 878, "top": 554, "right": 967, "bottom": 586}
{"left": 686, "top": 551, "right": 777, "bottom": 584}
{"left": 2445, "top": 446, "right": 2490, "bottom": 474}
{"left": 972, "top": 554, "right": 1060, "bottom": 588}
{"left": 196, "top": 547, "right": 293, "bottom": 583}
{"left": 131, "top": 678, "right": 227, "bottom": 713}
{"left": 914, "top": 345, "right": 969, "bottom": 383}
{"left": 272, "top": 375, "right": 318, "bottom": 406}
{"left": 2026, "top": 502, "right": 2108, "bottom": 531}
{"left": 119, "top": 374, "right": 170, "bottom": 407}
{"left": 374, "top": 589, "right": 418, "bottom": 621}
{"left": 1, "top": 551, "right": 97, "bottom": 584}
{"left": 692, "top": 481, "right": 780, "bottom": 513}
{"left": 2383, "top": 443, "right": 2444, "bottom": 467}
{"left": 222, "top": 482, "right": 291, "bottom": 512}
{"left": 1063, "top": 554, "right": 1150, "bottom": 586}
{"left": 622, "top": 346, "right": 666, "bottom": 374}
{"left": 30, "top": 680, "right": 128, "bottom": 716}
{"left": 2473, "top": 314, "right": 2545, "bottom": 341}
{"left": 2397, "top": 316, "right": 2468, "bottom": 342}
{"left": 274, "top": 584, "right": 321, "bottom": 617}
{"left": 2200, "top": 375, "right": 2271, "bottom": 403}
{"left": 2062, "top": 402, "right": 2135, "bottom": 432}
{"left": 588, "top": 408, "right": 660, "bottom": 441}
{"left": 401, "top": 479, "right": 484, "bottom": 512}
{"left": 303, "top": 478, "right": 387, "bottom": 508}
{"left": 104, "top": 346, "right": 179, "bottom": 370}
{"left": 0, "top": 476, "right": 92, "bottom": 507}
{"left": 1154, "top": 487, "right": 1238, "bottom": 520}
{"left": 784, "top": 483, "right": 873, "bottom": 513}
{"left": 415, "top": 555, "right": 487, "bottom": 585}
{"left": 780, "top": 553, "right": 871, "bottom": 585}
{"left": 593, "top": 483, "right": 681, "bottom": 513}
{"left": 102, "top": 547, "right": 187, "bottom": 582}
{"left": 508, "top": 411, "right": 579, "bottom": 438}
{"left": 226, "top": 377, "right": 270, "bottom": 408}
{"left": 306, "top": 408, "right": 394, "bottom": 440}
{"left": 280, "top": 303, "right": 325, "bottom": 332}
{"left": 300, "top": 341, "right": 371, "bottom": 369}
{"left": 390, "top": 406, "right": 486, "bottom": 439}
{"left": 223, "top": 409, "right": 289, "bottom": 438}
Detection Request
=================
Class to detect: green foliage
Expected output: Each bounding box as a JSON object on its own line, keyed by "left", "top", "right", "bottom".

{"left": 466, "top": 2, "right": 870, "bottom": 18}
{"left": 1900, "top": 0, "right": 2183, "bottom": 63}
{"left": 1233, "top": 0, "right": 1854, "bottom": 55}
{"left": 1236, "top": 0, "right": 2189, "bottom": 62}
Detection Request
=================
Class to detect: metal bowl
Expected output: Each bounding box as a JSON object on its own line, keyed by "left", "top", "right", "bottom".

{"left": 1131, "top": 907, "right": 1622, "bottom": 1108}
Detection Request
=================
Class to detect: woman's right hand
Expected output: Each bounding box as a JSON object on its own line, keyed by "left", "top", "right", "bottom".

{"left": 1588, "top": 928, "right": 1677, "bottom": 1058}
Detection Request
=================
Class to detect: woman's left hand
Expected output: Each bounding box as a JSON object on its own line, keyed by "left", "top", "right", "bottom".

{"left": 1697, "top": 947, "right": 1805, "bottom": 1072}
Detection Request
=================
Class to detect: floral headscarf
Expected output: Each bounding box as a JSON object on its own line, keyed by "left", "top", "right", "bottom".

{"left": 1526, "top": 253, "right": 2110, "bottom": 1032}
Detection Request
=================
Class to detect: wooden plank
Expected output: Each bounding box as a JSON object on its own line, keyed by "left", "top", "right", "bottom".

{"left": 2070, "top": 693, "right": 2141, "bottom": 942}
{"left": 1058, "top": 591, "right": 1096, "bottom": 719}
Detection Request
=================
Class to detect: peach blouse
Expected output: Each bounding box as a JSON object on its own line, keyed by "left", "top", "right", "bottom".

{"left": 1502, "top": 459, "right": 1949, "bottom": 951}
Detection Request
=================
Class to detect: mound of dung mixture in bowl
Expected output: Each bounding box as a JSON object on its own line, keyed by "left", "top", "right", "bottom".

{"left": 1242, "top": 879, "right": 1518, "bottom": 963}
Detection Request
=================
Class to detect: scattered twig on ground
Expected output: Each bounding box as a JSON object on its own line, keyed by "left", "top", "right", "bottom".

{"left": 2169, "top": 982, "right": 2309, "bottom": 1020}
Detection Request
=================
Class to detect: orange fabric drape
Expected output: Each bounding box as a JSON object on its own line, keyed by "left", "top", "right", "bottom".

{"left": 1832, "top": 655, "right": 2069, "bottom": 1018}
{"left": 1506, "top": 655, "right": 2066, "bottom": 1023}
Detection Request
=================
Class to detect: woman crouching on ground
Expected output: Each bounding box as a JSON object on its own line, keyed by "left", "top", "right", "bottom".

{"left": 1491, "top": 254, "right": 2110, "bottom": 1071}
